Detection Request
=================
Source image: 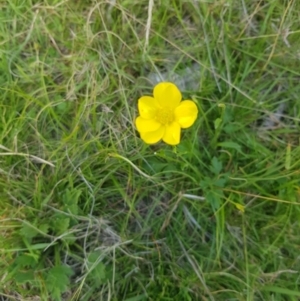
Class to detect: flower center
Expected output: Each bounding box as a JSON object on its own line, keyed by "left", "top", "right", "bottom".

{"left": 156, "top": 107, "right": 174, "bottom": 125}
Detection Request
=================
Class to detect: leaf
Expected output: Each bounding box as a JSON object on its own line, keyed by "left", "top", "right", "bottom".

{"left": 210, "top": 157, "right": 222, "bottom": 174}
{"left": 217, "top": 141, "right": 244, "bottom": 154}
{"left": 39, "top": 223, "right": 50, "bottom": 234}
{"left": 56, "top": 102, "right": 69, "bottom": 114}
{"left": 213, "top": 178, "right": 227, "bottom": 188}
{"left": 41, "top": 193, "right": 52, "bottom": 206}
{"left": 46, "top": 266, "right": 74, "bottom": 301}
{"left": 7, "top": 254, "right": 38, "bottom": 281}
{"left": 87, "top": 251, "right": 106, "bottom": 288}
{"left": 285, "top": 143, "right": 291, "bottom": 170}
{"left": 199, "top": 177, "right": 211, "bottom": 190}
{"left": 224, "top": 123, "right": 241, "bottom": 134}
{"left": 261, "top": 286, "right": 300, "bottom": 297}
{"left": 3, "top": 243, "right": 53, "bottom": 252}
{"left": 62, "top": 188, "right": 81, "bottom": 215}
{"left": 61, "top": 233, "right": 76, "bottom": 245}
{"left": 29, "top": 243, "right": 54, "bottom": 250}
{"left": 124, "top": 295, "right": 147, "bottom": 301}
{"left": 19, "top": 222, "right": 40, "bottom": 240}
{"left": 51, "top": 214, "right": 70, "bottom": 235}
{"left": 14, "top": 254, "right": 38, "bottom": 268}
{"left": 214, "top": 118, "right": 222, "bottom": 130}
{"left": 152, "top": 162, "right": 171, "bottom": 173}
{"left": 15, "top": 271, "right": 35, "bottom": 284}
{"left": 206, "top": 191, "right": 221, "bottom": 210}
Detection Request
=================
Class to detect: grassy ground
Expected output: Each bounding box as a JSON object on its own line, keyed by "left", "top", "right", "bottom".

{"left": 1, "top": 0, "right": 300, "bottom": 300}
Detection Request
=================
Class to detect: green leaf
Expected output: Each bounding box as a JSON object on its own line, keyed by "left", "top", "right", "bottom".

{"left": 51, "top": 214, "right": 70, "bottom": 235}
{"left": 261, "top": 286, "right": 300, "bottom": 297}
{"left": 29, "top": 243, "right": 54, "bottom": 250}
{"left": 223, "top": 123, "right": 241, "bottom": 133}
{"left": 61, "top": 233, "right": 76, "bottom": 245}
{"left": 14, "top": 254, "right": 38, "bottom": 268}
{"left": 210, "top": 157, "right": 222, "bottom": 174}
{"left": 3, "top": 243, "right": 53, "bottom": 253}
{"left": 285, "top": 143, "right": 291, "bottom": 170}
{"left": 206, "top": 190, "right": 222, "bottom": 210}
{"left": 62, "top": 188, "right": 81, "bottom": 215}
{"left": 41, "top": 193, "right": 52, "bottom": 206}
{"left": 87, "top": 251, "right": 106, "bottom": 287}
{"left": 46, "top": 266, "right": 74, "bottom": 301}
{"left": 39, "top": 223, "right": 50, "bottom": 234}
{"left": 214, "top": 118, "right": 222, "bottom": 130}
{"left": 151, "top": 162, "right": 170, "bottom": 173}
{"left": 124, "top": 295, "right": 147, "bottom": 301}
{"left": 15, "top": 271, "right": 35, "bottom": 284}
{"left": 56, "top": 101, "right": 69, "bottom": 114}
{"left": 199, "top": 177, "right": 210, "bottom": 190}
{"left": 213, "top": 177, "right": 227, "bottom": 188}
{"left": 217, "top": 141, "right": 244, "bottom": 154}
{"left": 19, "top": 222, "right": 40, "bottom": 240}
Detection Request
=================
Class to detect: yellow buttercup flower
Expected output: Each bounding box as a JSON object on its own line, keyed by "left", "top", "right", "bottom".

{"left": 135, "top": 82, "right": 198, "bottom": 145}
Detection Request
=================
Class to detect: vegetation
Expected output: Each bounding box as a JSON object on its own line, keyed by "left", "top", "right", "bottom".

{"left": 1, "top": 0, "right": 300, "bottom": 300}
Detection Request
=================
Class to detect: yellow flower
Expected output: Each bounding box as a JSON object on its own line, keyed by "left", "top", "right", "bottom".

{"left": 135, "top": 82, "right": 198, "bottom": 145}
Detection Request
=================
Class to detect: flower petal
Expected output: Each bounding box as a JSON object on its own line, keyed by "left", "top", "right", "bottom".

{"left": 153, "top": 82, "right": 182, "bottom": 108}
{"left": 140, "top": 126, "right": 165, "bottom": 144}
{"left": 162, "top": 122, "right": 181, "bottom": 145}
{"left": 136, "top": 116, "right": 161, "bottom": 133}
{"left": 174, "top": 100, "right": 198, "bottom": 128}
{"left": 138, "top": 96, "right": 159, "bottom": 119}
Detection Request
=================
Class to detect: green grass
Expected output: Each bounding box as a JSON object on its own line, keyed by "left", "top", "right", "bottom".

{"left": 1, "top": 0, "right": 300, "bottom": 300}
